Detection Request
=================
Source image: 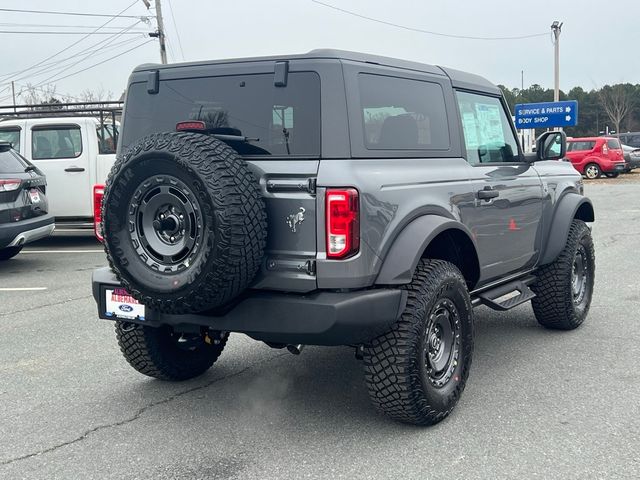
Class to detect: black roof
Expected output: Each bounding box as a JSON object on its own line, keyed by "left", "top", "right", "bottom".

{"left": 133, "top": 49, "right": 500, "bottom": 95}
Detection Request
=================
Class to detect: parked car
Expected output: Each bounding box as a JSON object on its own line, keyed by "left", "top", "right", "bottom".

{"left": 0, "top": 141, "right": 54, "bottom": 260}
{"left": 618, "top": 132, "right": 640, "bottom": 149}
{"left": 0, "top": 103, "right": 121, "bottom": 233}
{"left": 621, "top": 144, "right": 640, "bottom": 172}
{"left": 566, "top": 136, "right": 626, "bottom": 179}
{"left": 92, "top": 50, "right": 595, "bottom": 426}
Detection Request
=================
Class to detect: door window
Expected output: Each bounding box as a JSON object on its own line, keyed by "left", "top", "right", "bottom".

{"left": 456, "top": 91, "right": 520, "bottom": 164}
{"left": 567, "top": 141, "right": 596, "bottom": 152}
{"left": 96, "top": 124, "right": 118, "bottom": 154}
{"left": 358, "top": 73, "right": 449, "bottom": 150}
{"left": 0, "top": 128, "right": 21, "bottom": 152}
{"left": 32, "top": 126, "right": 82, "bottom": 159}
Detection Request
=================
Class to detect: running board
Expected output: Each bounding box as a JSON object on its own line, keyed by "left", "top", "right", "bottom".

{"left": 475, "top": 276, "right": 536, "bottom": 311}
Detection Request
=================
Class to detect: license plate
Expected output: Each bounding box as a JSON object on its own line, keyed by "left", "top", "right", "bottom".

{"left": 29, "top": 189, "right": 41, "bottom": 203}
{"left": 104, "top": 287, "right": 146, "bottom": 321}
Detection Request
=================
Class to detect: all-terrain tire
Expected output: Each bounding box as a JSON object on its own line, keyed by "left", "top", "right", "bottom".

{"left": 362, "top": 259, "right": 474, "bottom": 426}
{"left": 102, "top": 132, "right": 267, "bottom": 314}
{"left": 115, "top": 321, "right": 228, "bottom": 380}
{"left": 0, "top": 246, "right": 22, "bottom": 261}
{"left": 531, "top": 219, "right": 595, "bottom": 330}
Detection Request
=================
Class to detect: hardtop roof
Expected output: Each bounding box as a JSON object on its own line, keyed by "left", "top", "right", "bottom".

{"left": 132, "top": 49, "right": 500, "bottom": 95}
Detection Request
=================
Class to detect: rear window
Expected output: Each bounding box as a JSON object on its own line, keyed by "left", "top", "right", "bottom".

{"left": 358, "top": 74, "right": 449, "bottom": 150}
{"left": 0, "top": 149, "right": 28, "bottom": 173}
{"left": 606, "top": 138, "right": 621, "bottom": 149}
{"left": 121, "top": 72, "right": 321, "bottom": 156}
{"left": 567, "top": 141, "right": 596, "bottom": 152}
{"left": 0, "top": 128, "right": 21, "bottom": 153}
{"left": 32, "top": 125, "right": 83, "bottom": 160}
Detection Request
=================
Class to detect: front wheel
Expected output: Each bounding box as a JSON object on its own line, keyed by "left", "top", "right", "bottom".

{"left": 0, "top": 246, "right": 23, "bottom": 261}
{"left": 531, "top": 219, "right": 595, "bottom": 330}
{"left": 584, "top": 163, "right": 601, "bottom": 179}
{"left": 362, "top": 259, "right": 474, "bottom": 426}
{"left": 115, "top": 322, "right": 228, "bottom": 380}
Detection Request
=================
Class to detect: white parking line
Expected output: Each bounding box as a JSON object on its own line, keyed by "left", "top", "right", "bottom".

{"left": 0, "top": 287, "right": 48, "bottom": 292}
{"left": 21, "top": 250, "right": 103, "bottom": 254}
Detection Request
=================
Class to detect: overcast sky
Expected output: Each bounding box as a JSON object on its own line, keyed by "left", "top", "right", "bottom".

{"left": 0, "top": 0, "right": 638, "bottom": 105}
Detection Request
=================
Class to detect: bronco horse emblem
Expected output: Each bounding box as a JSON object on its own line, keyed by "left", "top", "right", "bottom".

{"left": 286, "top": 207, "right": 306, "bottom": 233}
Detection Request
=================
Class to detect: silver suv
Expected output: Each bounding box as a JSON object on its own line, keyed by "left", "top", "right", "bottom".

{"left": 92, "top": 50, "right": 595, "bottom": 425}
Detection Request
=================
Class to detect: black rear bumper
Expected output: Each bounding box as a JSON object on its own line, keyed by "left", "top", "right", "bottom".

{"left": 92, "top": 267, "right": 406, "bottom": 346}
{"left": 0, "top": 214, "right": 55, "bottom": 249}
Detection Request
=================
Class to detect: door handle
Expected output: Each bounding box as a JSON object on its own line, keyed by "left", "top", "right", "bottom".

{"left": 477, "top": 187, "right": 499, "bottom": 200}
{"left": 64, "top": 166, "right": 85, "bottom": 173}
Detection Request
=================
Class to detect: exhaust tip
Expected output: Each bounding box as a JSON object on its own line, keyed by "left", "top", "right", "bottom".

{"left": 286, "top": 344, "right": 304, "bottom": 355}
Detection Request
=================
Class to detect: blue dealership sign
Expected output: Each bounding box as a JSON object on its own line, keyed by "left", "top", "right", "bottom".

{"left": 514, "top": 100, "right": 578, "bottom": 129}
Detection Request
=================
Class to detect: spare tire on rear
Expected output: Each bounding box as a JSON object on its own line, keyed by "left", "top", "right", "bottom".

{"left": 102, "top": 132, "right": 267, "bottom": 314}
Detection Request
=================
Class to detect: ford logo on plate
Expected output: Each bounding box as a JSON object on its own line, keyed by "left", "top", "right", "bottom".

{"left": 119, "top": 304, "right": 134, "bottom": 313}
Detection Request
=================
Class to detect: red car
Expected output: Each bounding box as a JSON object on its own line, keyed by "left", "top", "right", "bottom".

{"left": 566, "top": 137, "right": 627, "bottom": 179}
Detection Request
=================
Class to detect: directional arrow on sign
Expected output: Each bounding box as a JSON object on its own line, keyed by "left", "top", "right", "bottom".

{"left": 566, "top": 106, "right": 572, "bottom": 113}
{"left": 566, "top": 115, "right": 572, "bottom": 121}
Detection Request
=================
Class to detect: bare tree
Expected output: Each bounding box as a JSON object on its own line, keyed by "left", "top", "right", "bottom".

{"left": 599, "top": 84, "right": 635, "bottom": 135}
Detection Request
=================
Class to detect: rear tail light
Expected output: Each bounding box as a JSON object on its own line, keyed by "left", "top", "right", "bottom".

{"left": 326, "top": 188, "right": 359, "bottom": 259}
{"left": 93, "top": 184, "right": 105, "bottom": 242}
{"left": 602, "top": 143, "right": 609, "bottom": 155}
{"left": 0, "top": 179, "right": 21, "bottom": 192}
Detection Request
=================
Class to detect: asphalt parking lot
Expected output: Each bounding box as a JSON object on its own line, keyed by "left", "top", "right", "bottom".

{"left": 1, "top": 180, "right": 639, "bottom": 480}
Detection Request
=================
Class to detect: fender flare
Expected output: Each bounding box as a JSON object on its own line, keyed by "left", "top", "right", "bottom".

{"left": 375, "top": 215, "right": 478, "bottom": 285}
{"left": 539, "top": 193, "right": 595, "bottom": 265}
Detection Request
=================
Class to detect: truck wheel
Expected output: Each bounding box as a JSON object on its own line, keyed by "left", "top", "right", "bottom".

{"left": 0, "top": 246, "right": 22, "bottom": 261}
{"left": 362, "top": 259, "right": 474, "bottom": 426}
{"left": 103, "top": 132, "right": 267, "bottom": 314}
{"left": 584, "top": 163, "right": 601, "bottom": 179}
{"left": 115, "top": 322, "right": 228, "bottom": 381}
{"left": 531, "top": 219, "right": 595, "bottom": 330}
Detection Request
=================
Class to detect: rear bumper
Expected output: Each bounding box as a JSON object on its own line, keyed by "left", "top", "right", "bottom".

{"left": 91, "top": 267, "right": 407, "bottom": 346}
{"left": 0, "top": 214, "right": 55, "bottom": 249}
{"left": 604, "top": 162, "right": 626, "bottom": 173}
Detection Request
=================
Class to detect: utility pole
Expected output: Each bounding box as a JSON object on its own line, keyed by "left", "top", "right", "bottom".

{"left": 155, "top": 0, "right": 168, "bottom": 64}
{"left": 551, "top": 21, "right": 563, "bottom": 102}
{"left": 11, "top": 81, "right": 16, "bottom": 112}
{"left": 142, "top": 0, "right": 167, "bottom": 64}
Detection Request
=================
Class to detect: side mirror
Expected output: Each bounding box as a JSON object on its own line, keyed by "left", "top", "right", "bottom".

{"left": 535, "top": 130, "right": 566, "bottom": 161}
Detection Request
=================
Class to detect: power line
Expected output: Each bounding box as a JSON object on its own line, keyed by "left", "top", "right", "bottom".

{"left": 311, "top": 1, "right": 549, "bottom": 41}
{"left": 42, "top": 40, "right": 154, "bottom": 85}
{"left": 166, "top": 0, "right": 185, "bottom": 60}
{"left": 0, "top": 30, "right": 146, "bottom": 35}
{"left": 0, "top": 1, "right": 140, "bottom": 83}
{"left": 0, "top": 7, "right": 153, "bottom": 19}
{"left": 0, "top": 23, "right": 149, "bottom": 30}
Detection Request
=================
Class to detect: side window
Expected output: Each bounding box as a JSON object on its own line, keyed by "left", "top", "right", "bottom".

{"left": 456, "top": 91, "right": 520, "bottom": 164}
{"left": 606, "top": 138, "right": 621, "bottom": 149}
{"left": 0, "top": 128, "right": 21, "bottom": 152}
{"left": 96, "top": 124, "right": 118, "bottom": 154}
{"left": 358, "top": 73, "right": 450, "bottom": 150}
{"left": 32, "top": 126, "right": 82, "bottom": 160}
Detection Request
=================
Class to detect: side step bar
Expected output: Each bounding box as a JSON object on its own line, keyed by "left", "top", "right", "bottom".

{"left": 475, "top": 276, "right": 536, "bottom": 311}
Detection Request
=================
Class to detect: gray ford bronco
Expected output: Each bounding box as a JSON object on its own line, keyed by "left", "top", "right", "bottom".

{"left": 92, "top": 50, "right": 595, "bottom": 425}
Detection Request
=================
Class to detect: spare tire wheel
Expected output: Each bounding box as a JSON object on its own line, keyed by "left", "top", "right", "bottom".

{"left": 102, "top": 132, "right": 267, "bottom": 314}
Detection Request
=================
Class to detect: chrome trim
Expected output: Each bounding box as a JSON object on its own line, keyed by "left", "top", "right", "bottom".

{"left": 7, "top": 223, "right": 55, "bottom": 247}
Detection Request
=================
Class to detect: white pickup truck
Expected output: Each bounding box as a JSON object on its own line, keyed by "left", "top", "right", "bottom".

{"left": 0, "top": 103, "right": 121, "bottom": 234}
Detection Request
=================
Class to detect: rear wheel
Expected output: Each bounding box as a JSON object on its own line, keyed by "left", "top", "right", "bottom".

{"left": 584, "top": 163, "right": 601, "bottom": 179}
{"left": 362, "top": 259, "right": 474, "bottom": 426}
{"left": 604, "top": 172, "right": 619, "bottom": 178}
{"left": 115, "top": 322, "right": 228, "bottom": 381}
{"left": 531, "top": 219, "right": 595, "bottom": 330}
{"left": 0, "top": 246, "right": 23, "bottom": 261}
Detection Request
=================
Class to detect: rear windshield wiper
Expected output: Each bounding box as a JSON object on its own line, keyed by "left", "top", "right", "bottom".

{"left": 212, "top": 134, "right": 259, "bottom": 143}
{"left": 24, "top": 165, "right": 37, "bottom": 172}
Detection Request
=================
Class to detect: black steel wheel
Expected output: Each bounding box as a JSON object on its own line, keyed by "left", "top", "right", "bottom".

{"left": 363, "top": 259, "right": 474, "bottom": 426}
{"left": 531, "top": 219, "right": 595, "bottom": 330}
{"left": 103, "top": 132, "right": 267, "bottom": 314}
